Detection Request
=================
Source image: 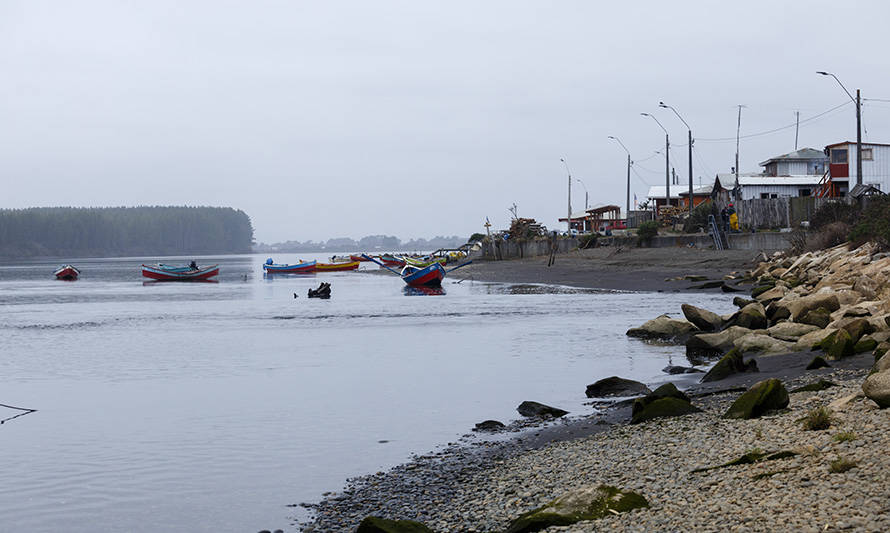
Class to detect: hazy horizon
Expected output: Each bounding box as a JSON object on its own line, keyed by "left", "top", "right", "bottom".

{"left": 3, "top": 1, "right": 889, "bottom": 243}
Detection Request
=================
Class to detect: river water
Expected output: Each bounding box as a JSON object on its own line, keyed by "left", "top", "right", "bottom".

{"left": 0, "top": 254, "right": 734, "bottom": 532}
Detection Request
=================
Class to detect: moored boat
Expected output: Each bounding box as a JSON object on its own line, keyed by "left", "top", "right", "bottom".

{"left": 400, "top": 262, "right": 446, "bottom": 287}
{"left": 379, "top": 254, "right": 406, "bottom": 268}
{"left": 54, "top": 264, "right": 80, "bottom": 281}
{"left": 141, "top": 263, "right": 220, "bottom": 281}
{"left": 350, "top": 254, "right": 372, "bottom": 262}
{"left": 316, "top": 261, "right": 360, "bottom": 272}
{"left": 262, "top": 259, "right": 316, "bottom": 274}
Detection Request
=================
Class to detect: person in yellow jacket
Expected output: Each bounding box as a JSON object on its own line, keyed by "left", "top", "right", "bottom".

{"left": 728, "top": 203, "right": 739, "bottom": 232}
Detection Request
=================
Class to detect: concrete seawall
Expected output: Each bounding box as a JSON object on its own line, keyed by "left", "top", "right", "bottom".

{"left": 473, "top": 232, "right": 789, "bottom": 260}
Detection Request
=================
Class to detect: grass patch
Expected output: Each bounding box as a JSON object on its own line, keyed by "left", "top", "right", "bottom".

{"left": 691, "top": 448, "right": 797, "bottom": 473}
{"left": 829, "top": 456, "right": 857, "bottom": 474}
{"left": 833, "top": 431, "right": 858, "bottom": 443}
{"left": 802, "top": 406, "right": 832, "bottom": 431}
{"left": 751, "top": 469, "right": 787, "bottom": 480}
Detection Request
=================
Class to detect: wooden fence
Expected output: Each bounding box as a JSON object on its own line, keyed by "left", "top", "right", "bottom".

{"left": 736, "top": 197, "right": 852, "bottom": 229}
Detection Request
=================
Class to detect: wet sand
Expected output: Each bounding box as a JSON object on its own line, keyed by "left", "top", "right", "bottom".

{"left": 458, "top": 246, "right": 763, "bottom": 292}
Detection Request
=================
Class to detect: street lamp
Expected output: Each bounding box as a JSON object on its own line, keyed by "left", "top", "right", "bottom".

{"left": 817, "top": 71, "right": 862, "bottom": 187}
{"left": 575, "top": 178, "right": 589, "bottom": 210}
{"left": 607, "top": 135, "right": 632, "bottom": 219}
{"left": 641, "top": 113, "right": 670, "bottom": 211}
{"left": 659, "top": 102, "right": 694, "bottom": 211}
{"left": 560, "top": 158, "right": 572, "bottom": 234}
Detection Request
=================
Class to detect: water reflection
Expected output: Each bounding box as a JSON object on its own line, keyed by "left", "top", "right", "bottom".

{"left": 142, "top": 279, "right": 219, "bottom": 286}
{"left": 402, "top": 286, "right": 446, "bottom": 296}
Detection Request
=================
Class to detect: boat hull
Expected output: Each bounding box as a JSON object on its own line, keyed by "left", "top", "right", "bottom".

{"left": 402, "top": 263, "right": 445, "bottom": 287}
{"left": 316, "top": 261, "right": 360, "bottom": 272}
{"left": 141, "top": 264, "right": 220, "bottom": 281}
{"left": 54, "top": 265, "right": 80, "bottom": 281}
{"left": 263, "top": 261, "right": 316, "bottom": 274}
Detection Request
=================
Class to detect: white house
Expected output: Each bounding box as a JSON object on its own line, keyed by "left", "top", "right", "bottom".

{"left": 720, "top": 147, "right": 830, "bottom": 200}
{"left": 822, "top": 141, "right": 890, "bottom": 197}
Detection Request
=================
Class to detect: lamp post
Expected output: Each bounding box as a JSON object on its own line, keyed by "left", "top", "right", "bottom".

{"left": 817, "top": 71, "right": 862, "bottom": 187}
{"left": 607, "top": 136, "right": 632, "bottom": 220}
{"left": 575, "top": 178, "right": 589, "bottom": 210}
{"left": 659, "top": 102, "right": 693, "bottom": 211}
{"left": 560, "top": 158, "right": 572, "bottom": 234}
{"left": 641, "top": 113, "right": 670, "bottom": 212}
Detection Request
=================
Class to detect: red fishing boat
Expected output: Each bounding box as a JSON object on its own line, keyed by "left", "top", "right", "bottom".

{"left": 54, "top": 264, "right": 80, "bottom": 281}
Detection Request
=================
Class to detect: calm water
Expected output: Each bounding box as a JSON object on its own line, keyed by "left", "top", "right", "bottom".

{"left": 0, "top": 254, "right": 734, "bottom": 532}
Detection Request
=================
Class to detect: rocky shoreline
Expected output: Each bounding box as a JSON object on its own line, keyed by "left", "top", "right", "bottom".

{"left": 300, "top": 242, "right": 890, "bottom": 533}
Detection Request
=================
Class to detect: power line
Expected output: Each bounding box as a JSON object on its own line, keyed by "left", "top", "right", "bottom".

{"left": 697, "top": 101, "right": 851, "bottom": 143}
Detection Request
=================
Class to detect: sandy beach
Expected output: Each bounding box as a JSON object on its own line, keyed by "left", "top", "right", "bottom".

{"left": 457, "top": 247, "right": 762, "bottom": 292}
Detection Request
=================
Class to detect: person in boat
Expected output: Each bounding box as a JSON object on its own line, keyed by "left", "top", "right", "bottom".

{"left": 189, "top": 260, "right": 198, "bottom": 270}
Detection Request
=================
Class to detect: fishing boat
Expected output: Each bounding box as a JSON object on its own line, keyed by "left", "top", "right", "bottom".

{"left": 362, "top": 254, "right": 472, "bottom": 288}
{"left": 379, "top": 254, "right": 405, "bottom": 268}
{"left": 54, "top": 264, "right": 80, "bottom": 281}
{"left": 262, "top": 259, "right": 316, "bottom": 274}
{"left": 350, "top": 254, "right": 372, "bottom": 262}
{"left": 329, "top": 255, "right": 352, "bottom": 263}
{"left": 141, "top": 263, "right": 220, "bottom": 281}
{"left": 403, "top": 256, "right": 447, "bottom": 268}
{"left": 316, "top": 261, "right": 359, "bottom": 272}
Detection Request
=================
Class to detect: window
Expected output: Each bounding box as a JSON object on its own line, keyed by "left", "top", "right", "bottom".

{"left": 759, "top": 193, "right": 779, "bottom": 199}
{"left": 831, "top": 148, "right": 848, "bottom": 164}
{"left": 861, "top": 148, "right": 874, "bottom": 161}
{"left": 798, "top": 188, "right": 811, "bottom": 197}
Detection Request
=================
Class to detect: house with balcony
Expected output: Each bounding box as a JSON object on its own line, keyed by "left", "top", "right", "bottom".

{"left": 718, "top": 147, "right": 829, "bottom": 200}
{"left": 817, "top": 141, "right": 890, "bottom": 197}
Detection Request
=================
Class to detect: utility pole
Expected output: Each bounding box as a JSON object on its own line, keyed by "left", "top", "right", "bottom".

{"left": 735, "top": 105, "right": 744, "bottom": 200}
{"left": 607, "top": 136, "right": 633, "bottom": 221}
{"left": 856, "top": 89, "right": 862, "bottom": 187}
{"left": 794, "top": 111, "right": 800, "bottom": 150}
{"left": 560, "top": 158, "right": 572, "bottom": 234}
{"left": 659, "top": 102, "right": 693, "bottom": 211}
{"left": 642, "top": 113, "right": 670, "bottom": 211}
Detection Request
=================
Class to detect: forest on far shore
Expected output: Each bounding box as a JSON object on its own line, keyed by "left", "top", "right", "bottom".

{"left": 0, "top": 206, "right": 254, "bottom": 258}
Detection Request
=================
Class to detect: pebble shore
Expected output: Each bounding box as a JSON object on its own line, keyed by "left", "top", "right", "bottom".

{"left": 303, "top": 363, "right": 888, "bottom": 532}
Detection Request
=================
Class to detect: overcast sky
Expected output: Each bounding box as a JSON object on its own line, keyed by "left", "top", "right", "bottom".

{"left": 3, "top": 1, "right": 890, "bottom": 243}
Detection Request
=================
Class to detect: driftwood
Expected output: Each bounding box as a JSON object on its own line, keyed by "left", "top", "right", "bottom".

{"left": 308, "top": 282, "right": 332, "bottom": 299}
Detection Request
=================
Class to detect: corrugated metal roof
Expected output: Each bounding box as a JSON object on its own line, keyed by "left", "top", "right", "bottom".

{"left": 646, "top": 186, "right": 682, "bottom": 199}
{"left": 737, "top": 175, "right": 823, "bottom": 186}
{"left": 758, "top": 147, "right": 826, "bottom": 166}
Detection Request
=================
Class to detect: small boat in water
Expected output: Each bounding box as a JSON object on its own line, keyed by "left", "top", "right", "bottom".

{"left": 262, "top": 258, "right": 316, "bottom": 274}
{"left": 54, "top": 264, "right": 80, "bottom": 281}
{"left": 141, "top": 262, "right": 220, "bottom": 281}
{"left": 378, "top": 254, "right": 405, "bottom": 268}
{"left": 316, "top": 261, "right": 359, "bottom": 272}
{"left": 362, "top": 254, "right": 471, "bottom": 288}
{"left": 350, "top": 254, "right": 372, "bottom": 262}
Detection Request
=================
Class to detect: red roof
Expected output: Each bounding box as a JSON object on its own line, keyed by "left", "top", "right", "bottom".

{"left": 824, "top": 141, "right": 890, "bottom": 149}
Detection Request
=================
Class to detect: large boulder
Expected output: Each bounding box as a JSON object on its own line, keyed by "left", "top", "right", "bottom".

{"left": 681, "top": 304, "right": 724, "bottom": 332}
{"left": 854, "top": 335, "right": 878, "bottom": 354}
{"left": 734, "top": 333, "right": 795, "bottom": 355}
{"left": 700, "top": 349, "right": 758, "bottom": 383}
{"left": 723, "top": 378, "right": 790, "bottom": 419}
{"left": 788, "top": 293, "right": 840, "bottom": 321}
{"left": 356, "top": 517, "right": 435, "bottom": 533}
{"left": 798, "top": 307, "right": 831, "bottom": 329}
{"left": 734, "top": 303, "right": 768, "bottom": 330}
{"left": 822, "top": 329, "right": 855, "bottom": 360}
{"left": 517, "top": 401, "right": 568, "bottom": 418}
{"left": 853, "top": 276, "right": 878, "bottom": 300}
{"left": 631, "top": 383, "right": 701, "bottom": 424}
{"left": 585, "top": 376, "right": 652, "bottom": 398}
{"left": 733, "top": 297, "right": 756, "bottom": 309}
{"left": 663, "top": 365, "right": 704, "bottom": 374}
{"left": 686, "top": 326, "right": 753, "bottom": 357}
{"left": 839, "top": 317, "right": 875, "bottom": 344}
{"left": 626, "top": 314, "right": 697, "bottom": 341}
{"left": 754, "top": 285, "right": 788, "bottom": 303}
{"left": 862, "top": 371, "right": 890, "bottom": 409}
{"left": 505, "top": 485, "right": 649, "bottom": 533}
{"left": 766, "top": 322, "right": 820, "bottom": 342}
{"left": 792, "top": 328, "right": 838, "bottom": 352}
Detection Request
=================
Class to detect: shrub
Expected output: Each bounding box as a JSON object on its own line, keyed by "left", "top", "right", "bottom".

{"left": 683, "top": 202, "right": 713, "bottom": 233}
{"left": 833, "top": 431, "right": 857, "bottom": 443}
{"left": 803, "top": 406, "right": 832, "bottom": 431}
{"left": 637, "top": 221, "right": 658, "bottom": 247}
{"left": 849, "top": 196, "right": 890, "bottom": 250}
{"left": 808, "top": 222, "right": 852, "bottom": 251}
{"left": 829, "top": 456, "right": 857, "bottom": 473}
{"left": 810, "top": 201, "right": 859, "bottom": 230}
{"left": 467, "top": 232, "right": 486, "bottom": 243}
{"left": 578, "top": 233, "right": 598, "bottom": 249}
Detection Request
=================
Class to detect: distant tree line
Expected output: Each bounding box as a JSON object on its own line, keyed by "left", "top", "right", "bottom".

{"left": 255, "top": 234, "right": 468, "bottom": 253}
{"left": 0, "top": 206, "right": 254, "bottom": 258}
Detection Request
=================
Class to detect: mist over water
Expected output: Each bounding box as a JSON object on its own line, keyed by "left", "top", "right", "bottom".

{"left": 0, "top": 254, "right": 734, "bottom": 532}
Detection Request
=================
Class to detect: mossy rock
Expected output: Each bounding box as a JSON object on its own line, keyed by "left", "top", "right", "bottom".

{"left": 799, "top": 307, "right": 831, "bottom": 329}
{"left": 723, "top": 378, "right": 789, "bottom": 420}
{"left": 875, "top": 342, "right": 890, "bottom": 362}
{"left": 854, "top": 337, "right": 878, "bottom": 354}
{"left": 805, "top": 356, "right": 830, "bottom": 370}
{"left": 735, "top": 304, "right": 768, "bottom": 330}
{"left": 841, "top": 318, "right": 874, "bottom": 344}
{"left": 505, "top": 485, "right": 649, "bottom": 533}
{"left": 631, "top": 397, "right": 702, "bottom": 424}
{"left": 700, "top": 348, "right": 758, "bottom": 383}
{"left": 824, "top": 329, "right": 855, "bottom": 360}
{"left": 733, "top": 296, "right": 756, "bottom": 308}
{"left": 692, "top": 449, "right": 797, "bottom": 473}
{"left": 791, "top": 379, "right": 837, "bottom": 393}
{"left": 356, "top": 517, "right": 436, "bottom": 533}
{"left": 751, "top": 283, "right": 776, "bottom": 298}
